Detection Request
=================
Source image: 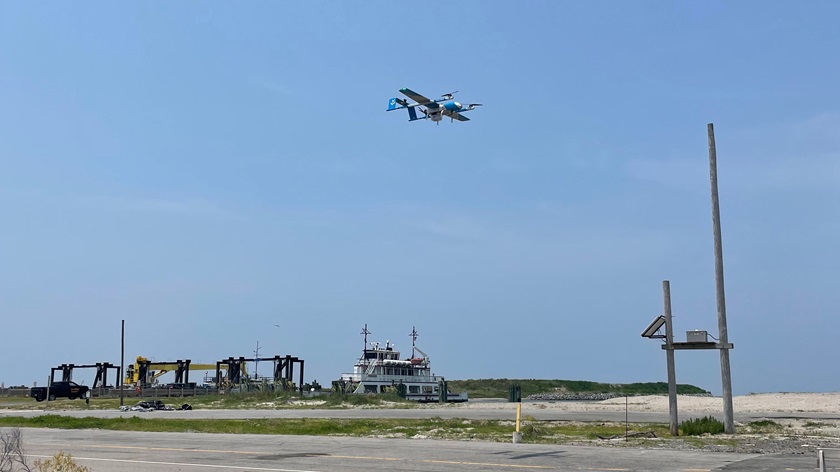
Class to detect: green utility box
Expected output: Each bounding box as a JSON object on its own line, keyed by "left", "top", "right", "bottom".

{"left": 508, "top": 384, "right": 522, "bottom": 402}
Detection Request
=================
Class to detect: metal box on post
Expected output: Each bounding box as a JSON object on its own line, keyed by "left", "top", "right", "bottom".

{"left": 686, "top": 330, "right": 709, "bottom": 343}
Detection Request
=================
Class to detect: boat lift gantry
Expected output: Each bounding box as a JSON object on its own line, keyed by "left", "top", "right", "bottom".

{"left": 51, "top": 353, "right": 306, "bottom": 390}
{"left": 216, "top": 355, "right": 304, "bottom": 392}
{"left": 50, "top": 362, "right": 121, "bottom": 389}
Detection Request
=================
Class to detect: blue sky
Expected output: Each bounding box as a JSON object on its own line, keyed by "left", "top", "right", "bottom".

{"left": 1, "top": 2, "right": 838, "bottom": 395}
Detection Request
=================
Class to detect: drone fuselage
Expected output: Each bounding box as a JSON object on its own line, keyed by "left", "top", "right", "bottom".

{"left": 388, "top": 88, "right": 481, "bottom": 123}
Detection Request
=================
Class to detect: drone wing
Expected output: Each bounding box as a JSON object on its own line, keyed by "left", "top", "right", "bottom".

{"left": 400, "top": 88, "right": 440, "bottom": 110}
{"left": 451, "top": 113, "right": 470, "bottom": 122}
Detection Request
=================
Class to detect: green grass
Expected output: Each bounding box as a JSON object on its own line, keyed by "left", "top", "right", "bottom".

{"left": 748, "top": 420, "right": 780, "bottom": 428}
{"left": 680, "top": 416, "right": 725, "bottom": 436}
{"left": 804, "top": 421, "right": 831, "bottom": 428}
{"left": 7, "top": 415, "right": 825, "bottom": 451}
{"left": 0, "top": 415, "right": 672, "bottom": 443}
{"left": 741, "top": 420, "right": 785, "bottom": 434}
{"left": 0, "top": 397, "right": 31, "bottom": 405}
{"left": 448, "top": 379, "right": 710, "bottom": 399}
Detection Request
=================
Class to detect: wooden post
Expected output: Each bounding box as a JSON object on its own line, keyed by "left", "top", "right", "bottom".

{"left": 120, "top": 320, "right": 125, "bottom": 406}
{"left": 624, "top": 395, "right": 628, "bottom": 441}
{"left": 708, "top": 123, "right": 735, "bottom": 434}
{"left": 663, "top": 280, "right": 679, "bottom": 436}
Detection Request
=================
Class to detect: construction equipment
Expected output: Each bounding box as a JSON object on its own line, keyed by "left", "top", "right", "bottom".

{"left": 125, "top": 357, "right": 224, "bottom": 387}
{"left": 125, "top": 354, "right": 302, "bottom": 389}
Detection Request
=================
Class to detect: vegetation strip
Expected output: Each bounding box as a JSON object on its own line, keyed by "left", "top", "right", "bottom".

{"left": 448, "top": 379, "right": 710, "bottom": 399}
{"left": 0, "top": 415, "right": 670, "bottom": 442}
{"left": 3, "top": 416, "right": 824, "bottom": 453}
{"left": 0, "top": 392, "right": 419, "bottom": 411}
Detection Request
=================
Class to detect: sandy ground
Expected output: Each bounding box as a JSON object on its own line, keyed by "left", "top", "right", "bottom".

{"left": 452, "top": 392, "right": 840, "bottom": 414}
{"left": 453, "top": 393, "right": 840, "bottom": 447}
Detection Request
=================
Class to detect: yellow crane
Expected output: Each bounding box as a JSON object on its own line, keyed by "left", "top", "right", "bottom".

{"left": 124, "top": 356, "right": 231, "bottom": 386}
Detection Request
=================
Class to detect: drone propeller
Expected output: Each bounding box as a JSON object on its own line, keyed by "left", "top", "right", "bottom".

{"left": 466, "top": 103, "right": 483, "bottom": 110}
{"left": 441, "top": 90, "right": 459, "bottom": 100}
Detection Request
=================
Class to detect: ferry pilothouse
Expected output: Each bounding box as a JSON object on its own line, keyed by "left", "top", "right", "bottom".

{"left": 335, "top": 325, "right": 468, "bottom": 402}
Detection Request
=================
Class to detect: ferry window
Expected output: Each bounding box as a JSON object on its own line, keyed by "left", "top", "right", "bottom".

{"left": 423, "top": 386, "right": 432, "bottom": 393}
{"left": 364, "top": 385, "right": 377, "bottom": 393}
{"left": 409, "top": 386, "right": 419, "bottom": 393}
{"left": 364, "top": 352, "right": 376, "bottom": 359}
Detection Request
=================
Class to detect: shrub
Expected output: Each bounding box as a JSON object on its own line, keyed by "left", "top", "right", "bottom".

{"left": 1, "top": 427, "right": 31, "bottom": 471}
{"left": 680, "top": 416, "right": 725, "bottom": 436}
{"left": 520, "top": 422, "right": 546, "bottom": 439}
{"left": 34, "top": 452, "right": 90, "bottom": 472}
{"left": 0, "top": 431, "right": 90, "bottom": 471}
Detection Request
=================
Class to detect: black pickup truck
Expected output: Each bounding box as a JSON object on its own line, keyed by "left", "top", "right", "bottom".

{"left": 30, "top": 381, "right": 89, "bottom": 402}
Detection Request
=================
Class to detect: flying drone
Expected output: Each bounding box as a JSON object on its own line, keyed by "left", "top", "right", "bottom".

{"left": 387, "top": 88, "right": 482, "bottom": 124}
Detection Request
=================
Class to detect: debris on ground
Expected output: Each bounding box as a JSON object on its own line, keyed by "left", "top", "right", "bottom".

{"left": 597, "top": 431, "right": 657, "bottom": 440}
{"left": 119, "top": 400, "right": 191, "bottom": 412}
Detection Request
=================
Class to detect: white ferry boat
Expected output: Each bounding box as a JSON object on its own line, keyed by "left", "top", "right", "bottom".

{"left": 334, "top": 325, "right": 468, "bottom": 402}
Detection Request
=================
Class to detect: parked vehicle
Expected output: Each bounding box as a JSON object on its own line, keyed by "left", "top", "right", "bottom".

{"left": 165, "top": 382, "right": 197, "bottom": 389}
{"left": 30, "top": 381, "right": 89, "bottom": 402}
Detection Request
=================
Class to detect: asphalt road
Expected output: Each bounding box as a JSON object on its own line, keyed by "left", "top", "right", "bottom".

{"left": 14, "top": 427, "right": 781, "bottom": 472}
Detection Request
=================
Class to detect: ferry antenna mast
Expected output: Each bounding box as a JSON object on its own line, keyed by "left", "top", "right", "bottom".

{"left": 409, "top": 326, "right": 419, "bottom": 358}
{"left": 361, "top": 324, "right": 371, "bottom": 352}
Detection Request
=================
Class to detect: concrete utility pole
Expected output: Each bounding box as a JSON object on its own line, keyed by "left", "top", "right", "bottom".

{"left": 707, "top": 123, "right": 735, "bottom": 434}
{"left": 662, "top": 280, "right": 679, "bottom": 436}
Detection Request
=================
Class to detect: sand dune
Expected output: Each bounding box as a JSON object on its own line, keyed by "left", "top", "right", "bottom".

{"left": 456, "top": 392, "right": 840, "bottom": 414}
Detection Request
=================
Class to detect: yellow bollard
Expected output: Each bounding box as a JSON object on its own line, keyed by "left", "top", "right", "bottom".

{"left": 513, "top": 403, "right": 523, "bottom": 443}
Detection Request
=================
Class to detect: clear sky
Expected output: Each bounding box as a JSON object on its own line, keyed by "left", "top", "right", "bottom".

{"left": 1, "top": 2, "right": 838, "bottom": 395}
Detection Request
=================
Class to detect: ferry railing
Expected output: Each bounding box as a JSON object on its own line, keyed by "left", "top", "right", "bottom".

{"left": 364, "top": 360, "right": 378, "bottom": 377}
{"left": 358, "top": 374, "right": 443, "bottom": 383}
